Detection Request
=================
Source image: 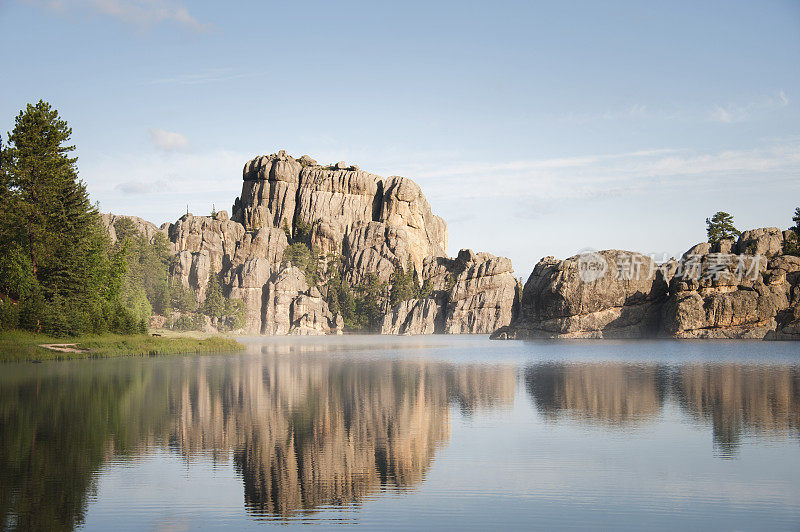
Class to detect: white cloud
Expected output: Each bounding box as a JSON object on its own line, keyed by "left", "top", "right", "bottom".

{"left": 149, "top": 128, "right": 190, "bottom": 152}
{"left": 26, "top": 0, "right": 208, "bottom": 31}
{"left": 709, "top": 90, "right": 790, "bottom": 123}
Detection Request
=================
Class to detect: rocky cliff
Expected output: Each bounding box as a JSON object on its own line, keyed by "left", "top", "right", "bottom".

{"left": 496, "top": 228, "right": 800, "bottom": 340}
{"left": 115, "top": 150, "right": 518, "bottom": 335}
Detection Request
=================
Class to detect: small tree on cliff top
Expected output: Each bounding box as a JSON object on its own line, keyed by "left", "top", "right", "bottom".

{"left": 706, "top": 211, "right": 740, "bottom": 244}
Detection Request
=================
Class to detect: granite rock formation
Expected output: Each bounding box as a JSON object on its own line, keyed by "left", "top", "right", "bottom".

{"left": 113, "top": 150, "right": 518, "bottom": 335}
{"left": 494, "top": 250, "right": 668, "bottom": 339}
{"left": 498, "top": 229, "right": 800, "bottom": 340}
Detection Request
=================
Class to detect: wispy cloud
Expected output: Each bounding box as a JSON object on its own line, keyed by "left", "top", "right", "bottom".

{"left": 26, "top": 0, "right": 209, "bottom": 31}
{"left": 149, "top": 128, "right": 190, "bottom": 152}
{"left": 83, "top": 148, "right": 249, "bottom": 222}
{"left": 393, "top": 141, "right": 800, "bottom": 203}
{"left": 709, "top": 90, "right": 790, "bottom": 123}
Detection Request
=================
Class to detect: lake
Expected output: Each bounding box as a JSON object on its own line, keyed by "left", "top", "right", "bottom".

{"left": 1, "top": 336, "right": 799, "bottom": 531}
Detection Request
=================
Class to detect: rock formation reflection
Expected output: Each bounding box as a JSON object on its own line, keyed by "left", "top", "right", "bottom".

{"left": 168, "top": 355, "right": 516, "bottom": 517}
{"left": 676, "top": 364, "right": 800, "bottom": 456}
{"left": 525, "top": 363, "right": 668, "bottom": 425}
{"left": 525, "top": 362, "right": 800, "bottom": 453}
{"left": 0, "top": 354, "right": 515, "bottom": 529}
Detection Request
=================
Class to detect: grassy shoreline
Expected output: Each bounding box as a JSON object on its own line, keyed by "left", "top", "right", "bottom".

{"left": 0, "top": 330, "right": 245, "bottom": 362}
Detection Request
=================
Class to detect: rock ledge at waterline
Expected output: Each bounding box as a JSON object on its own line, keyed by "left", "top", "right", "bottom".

{"left": 492, "top": 230, "right": 800, "bottom": 340}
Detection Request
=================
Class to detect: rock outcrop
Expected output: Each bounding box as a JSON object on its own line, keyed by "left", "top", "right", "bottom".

{"left": 496, "top": 250, "right": 668, "bottom": 339}
{"left": 111, "top": 150, "right": 517, "bottom": 335}
{"left": 442, "top": 250, "right": 519, "bottom": 334}
{"left": 382, "top": 249, "right": 520, "bottom": 335}
{"left": 381, "top": 298, "right": 444, "bottom": 335}
{"left": 101, "top": 213, "right": 165, "bottom": 245}
{"left": 498, "top": 229, "right": 800, "bottom": 340}
{"left": 661, "top": 230, "right": 800, "bottom": 339}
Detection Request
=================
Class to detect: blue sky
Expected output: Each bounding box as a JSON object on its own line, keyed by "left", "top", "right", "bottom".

{"left": 1, "top": 0, "right": 799, "bottom": 276}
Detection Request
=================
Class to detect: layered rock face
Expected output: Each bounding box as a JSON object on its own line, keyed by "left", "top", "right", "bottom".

{"left": 495, "top": 250, "right": 668, "bottom": 339}
{"left": 381, "top": 249, "right": 520, "bottom": 335}
{"left": 133, "top": 150, "right": 518, "bottom": 335}
{"left": 231, "top": 150, "right": 447, "bottom": 280}
{"left": 499, "top": 228, "right": 800, "bottom": 340}
{"left": 664, "top": 231, "right": 800, "bottom": 339}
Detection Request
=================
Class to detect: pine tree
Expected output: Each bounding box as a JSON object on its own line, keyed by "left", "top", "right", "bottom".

{"left": 1, "top": 101, "right": 128, "bottom": 334}
{"left": 783, "top": 207, "right": 800, "bottom": 256}
{"left": 706, "top": 211, "right": 740, "bottom": 244}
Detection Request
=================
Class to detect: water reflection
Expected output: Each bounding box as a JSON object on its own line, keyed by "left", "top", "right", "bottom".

{"left": 2, "top": 346, "right": 800, "bottom": 530}
{"left": 0, "top": 353, "right": 515, "bottom": 529}
{"left": 525, "top": 362, "right": 800, "bottom": 455}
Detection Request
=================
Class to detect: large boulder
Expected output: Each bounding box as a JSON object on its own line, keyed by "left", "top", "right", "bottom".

{"left": 383, "top": 249, "right": 519, "bottom": 335}
{"left": 342, "top": 222, "right": 413, "bottom": 285}
{"left": 262, "top": 266, "right": 339, "bottom": 335}
{"left": 232, "top": 150, "right": 302, "bottom": 231}
{"left": 500, "top": 250, "right": 668, "bottom": 338}
{"left": 169, "top": 213, "right": 246, "bottom": 273}
{"left": 379, "top": 176, "right": 448, "bottom": 275}
{"left": 295, "top": 166, "right": 383, "bottom": 254}
{"left": 737, "top": 227, "right": 784, "bottom": 258}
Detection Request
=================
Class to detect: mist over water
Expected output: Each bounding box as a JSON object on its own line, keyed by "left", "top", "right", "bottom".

{"left": 1, "top": 337, "right": 799, "bottom": 530}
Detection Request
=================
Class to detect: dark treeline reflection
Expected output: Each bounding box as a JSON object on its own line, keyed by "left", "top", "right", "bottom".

{"left": 0, "top": 354, "right": 515, "bottom": 529}
{"left": 525, "top": 363, "right": 800, "bottom": 455}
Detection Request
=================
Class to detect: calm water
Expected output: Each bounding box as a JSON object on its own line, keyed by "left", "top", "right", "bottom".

{"left": 1, "top": 337, "right": 799, "bottom": 531}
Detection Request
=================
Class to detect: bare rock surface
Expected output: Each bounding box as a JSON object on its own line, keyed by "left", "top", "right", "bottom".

{"left": 500, "top": 250, "right": 668, "bottom": 339}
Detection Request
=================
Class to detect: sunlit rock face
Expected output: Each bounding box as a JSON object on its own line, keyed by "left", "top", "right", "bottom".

{"left": 127, "top": 150, "right": 521, "bottom": 335}
{"left": 498, "top": 229, "right": 800, "bottom": 340}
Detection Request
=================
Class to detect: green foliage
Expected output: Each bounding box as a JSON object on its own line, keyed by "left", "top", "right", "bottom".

{"left": 388, "top": 258, "right": 431, "bottom": 306}
{"left": 706, "top": 211, "right": 741, "bottom": 244}
{"left": 170, "top": 283, "right": 198, "bottom": 313}
{"left": 0, "top": 101, "right": 137, "bottom": 336}
{"left": 783, "top": 207, "right": 800, "bottom": 256}
{"left": 201, "top": 274, "right": 246, "bottom": 331}
{"left": 282, "top": 241, "right": 322, "bottom": 286}
{"left": 354, "top": 273, "right": 388, "bottom": 331}
{"left": 0, "top": 296, "right": 20, "bottom": 330}
{"left": 323, "top": 254, "right": 387, "bottom": 332}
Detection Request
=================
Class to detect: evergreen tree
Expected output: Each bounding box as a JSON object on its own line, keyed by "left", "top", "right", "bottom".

{"left": 706, "top": 211, "right": 740, "bottom": 244}
{"left": 783, "top": 207, "right": 800, "bottom": 256}
{"left": 0, "top": 101, "right": 130, "bottom": 335}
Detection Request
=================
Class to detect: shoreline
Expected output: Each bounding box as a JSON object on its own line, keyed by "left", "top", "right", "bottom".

{"left": 0, "top": 331, "right": 245, "bottom": 363}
